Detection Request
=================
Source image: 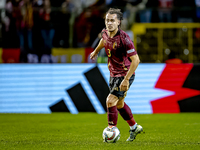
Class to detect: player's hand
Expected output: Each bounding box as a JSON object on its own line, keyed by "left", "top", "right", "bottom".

{"left": 90, "top": 51, "right": 98, "bottom": 60}
{"left": 119, "top": 79, "right": 129, "bottom": 91}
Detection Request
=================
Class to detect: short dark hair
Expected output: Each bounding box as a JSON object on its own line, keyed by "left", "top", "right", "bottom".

{"left": 105, "top": 8, "right": 123, "bottom": 26}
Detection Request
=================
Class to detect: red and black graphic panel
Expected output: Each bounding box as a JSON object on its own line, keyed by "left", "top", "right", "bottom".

{"left": 179, "top": 64, "right": 200, "bottom": 112}
{"left": 182, "top": 64, "right": 200, "bottom": 90}
{"left": 151, "top": 64, "right": 200, "bottom": 113}
{"left": 178, "top": 95, "right": 200, "bottom": 112}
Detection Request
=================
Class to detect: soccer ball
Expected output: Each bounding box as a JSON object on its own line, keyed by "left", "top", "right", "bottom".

{"left": 102, "top": 126, "right": 120, "bottom": 143}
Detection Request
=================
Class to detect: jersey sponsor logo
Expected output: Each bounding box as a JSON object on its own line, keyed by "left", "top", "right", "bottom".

{"left": 127, "top": 49, "right": 135, "bottom": 54}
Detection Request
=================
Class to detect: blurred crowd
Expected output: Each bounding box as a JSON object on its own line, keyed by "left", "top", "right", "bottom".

{"left": 0, "top": 0, "right": 200, "bottom": 62}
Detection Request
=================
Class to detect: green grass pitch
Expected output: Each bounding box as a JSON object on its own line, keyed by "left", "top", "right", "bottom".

{"left": 0, "top": 113, "right": 200, "bottom": 150}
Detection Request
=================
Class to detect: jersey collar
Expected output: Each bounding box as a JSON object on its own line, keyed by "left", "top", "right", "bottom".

{"left": 104, "top": 28, "right": 121, "bottom": 38}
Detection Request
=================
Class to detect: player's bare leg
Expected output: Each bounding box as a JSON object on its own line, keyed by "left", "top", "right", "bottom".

{"left": 106, "top": 94, "right": 119, "bottom": 128}
{"left": 117, "top": 97, "right": 143, "bottom": 141}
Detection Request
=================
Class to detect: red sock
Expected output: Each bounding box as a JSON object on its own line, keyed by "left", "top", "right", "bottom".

{"left": 118, "top": 103, "right": 136, "bottom": 126}
{"left": 126, "top": 117, "right": 136, "bottom": 126}
{"left": 107, "top": 106, "right": 118, "bottom": 126}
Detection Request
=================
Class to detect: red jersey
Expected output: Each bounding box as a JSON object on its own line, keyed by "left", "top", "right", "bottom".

{"left": 101, "top": 28, "right": 137, "bottom": 77}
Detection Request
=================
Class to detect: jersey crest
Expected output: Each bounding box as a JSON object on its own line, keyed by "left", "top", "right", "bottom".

{"left": 113, "top": 41, "right": 117, "bottom": 49}
{"left": 103, "top": 39, "right": 106, "bottom": 45}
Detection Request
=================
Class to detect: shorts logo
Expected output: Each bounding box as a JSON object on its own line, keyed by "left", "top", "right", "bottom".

{"left": 127, "top": 49, "right": 135, "bottom": 54}
{"left": 113, "top": 41, "right": 117, "bottom": 49}
{"left": 114, "top": 87, "right": 119, "bottom": 91}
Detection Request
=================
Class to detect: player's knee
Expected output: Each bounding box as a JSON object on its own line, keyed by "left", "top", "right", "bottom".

{"left": 116, "top": 100, "right": 124, "bottom": 109}
{"left": 106, "top": 98, "right": 114, "bottom": 108}
{"left": 116, "top": 103, "right": 124, "bottom": 109}
{"left": 106, "top": 94, "right": 118, "bottom": 108}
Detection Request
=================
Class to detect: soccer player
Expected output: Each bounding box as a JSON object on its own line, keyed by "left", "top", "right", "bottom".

{"left": 90, "top": 8, "right": 143, "bottom": 142}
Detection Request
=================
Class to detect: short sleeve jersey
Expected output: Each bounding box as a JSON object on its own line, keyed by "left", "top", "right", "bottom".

{"left": 101, "top": 28, "right": 137, "bottom": 77}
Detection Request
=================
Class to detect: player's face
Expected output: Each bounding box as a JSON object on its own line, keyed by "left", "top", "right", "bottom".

{"left": 105, "top": 13, "right": 120, "bottom": 32}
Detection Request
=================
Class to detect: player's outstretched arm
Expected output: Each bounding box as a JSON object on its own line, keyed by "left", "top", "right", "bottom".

{"left": 90, "top": 38, "right": 104, "bottom": 60}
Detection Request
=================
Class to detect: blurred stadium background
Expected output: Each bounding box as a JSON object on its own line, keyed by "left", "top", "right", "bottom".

{"left": 0, "top": 0, "right": 200, "bottom": 114}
